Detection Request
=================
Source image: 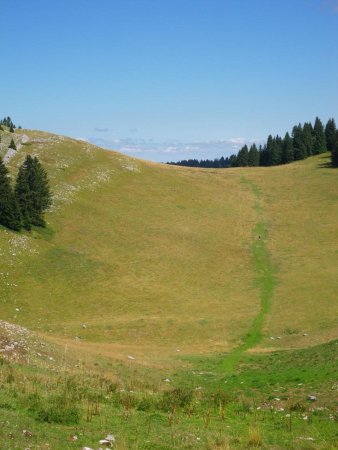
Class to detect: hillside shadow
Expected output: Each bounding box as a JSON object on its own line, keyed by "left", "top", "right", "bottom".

{"left": 317, "top": 154, "right": 337, "bottom": 169}
{"left": 317, "top": 154, "right": 335, "bottom": 169}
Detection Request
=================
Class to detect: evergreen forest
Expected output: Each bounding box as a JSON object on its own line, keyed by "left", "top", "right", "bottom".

{"left": 168, "top": 117, "right": 338, "bottom": 169}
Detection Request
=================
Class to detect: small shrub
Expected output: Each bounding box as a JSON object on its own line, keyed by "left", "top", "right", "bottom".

{"left": 115, "top": 391, "right": 137, "bottom": 410}
{"left": 288, "top": 401, "right": 306, "bottom": 412}
{"left": 207, "top": 433, "right": 231, "bottom": 449}
{"left": 211, "top": 390, "right": 234, "bottom": 407}
{"left": 35, "top": 395, "right": 81, "bottom": 424}
{"left": 36, "top": 404, "right": 81, "bottom": 424}
{"left": 137, "top": 395, "right": 157, "bottom": 412}
{"left": 160, "top": 388, "right": 194, "bottom": 411}
{"left": 6, "top": 369, "right": 15, "bottom": 384}
{"left": 248, "top": 426, "right": 262, "bottom": 447}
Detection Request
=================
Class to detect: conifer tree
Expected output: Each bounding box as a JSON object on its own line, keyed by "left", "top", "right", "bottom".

{"left": 303, "top": 122, "right": 313, "bottom": 156}
{"left": 248, "top": 143, "right": 260, "bottom": 166}
{"left": 271, "top": 135, "right": 283, "bottom": 165}
{"left": 259, "top": 144, "right": 269, "bottom": 166}
{"left": 236, "top": 145, "right": 249, "bottom": 166}
{"left": 292, "top": 124, "right": 307, "bottom": 160}
{"left": 15, "top": 160, "right": 33, "bottom": 230}
{"left": 325, "top": 118, "right": 336, "bottom": 152}
{"left": 331, "top": 131, "right": 338, "bottom": 167}
{"left": 9, "top": 138, "right": 16, "bottom": 150}
{"left": 282, "top": 132, "right": 294, "bottom": 164}
{"left": 15, "top": 155, "right": 51, "bottom": 228}
{"left": 0, "top": 158, "right": 22, "bottom": 231}
{"left": 312, "top": 117, "right": 326, "bottom": 154}
{"left": 229, "top": 154, "right": 238, "bottom": 167}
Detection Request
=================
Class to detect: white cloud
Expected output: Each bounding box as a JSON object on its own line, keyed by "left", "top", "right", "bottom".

{"left": 93, "top": 127, "right": 111, "bottom": 132}
{"left": 86, "top": 136, "right": 263, "bottom": 162}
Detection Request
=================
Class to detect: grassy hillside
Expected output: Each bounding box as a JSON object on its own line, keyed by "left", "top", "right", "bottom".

{"left": 0, "top": 129, "right": 337, "bottom": 449}
{"left": 1, "top": 129, "right": 337, "bottom": 365}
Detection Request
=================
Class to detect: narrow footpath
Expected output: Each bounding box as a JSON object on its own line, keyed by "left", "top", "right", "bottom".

{"left": 222, "top": 176, "right": 277, "bottom": 373}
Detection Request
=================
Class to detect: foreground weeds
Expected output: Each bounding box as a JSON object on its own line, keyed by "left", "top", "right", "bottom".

{"left": 0, "top": 339, "right": 337, "bottom": 448}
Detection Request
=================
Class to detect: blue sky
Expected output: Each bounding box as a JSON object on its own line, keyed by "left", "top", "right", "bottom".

{"left": 1, "top": 0, "right": 338, "bottom": 162}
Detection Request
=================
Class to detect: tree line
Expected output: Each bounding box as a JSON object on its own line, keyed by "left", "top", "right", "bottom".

{"left": 168, "top": 155, "right": 232, "bottom": 168}
{"left": 168, "top": 117, "right": 338, "bottom": 169}
{"left": 0, "top": 116, "right": 17, "bottom": 133}
{"left": 0, "top": 155, "right": 51, "bottom": 231}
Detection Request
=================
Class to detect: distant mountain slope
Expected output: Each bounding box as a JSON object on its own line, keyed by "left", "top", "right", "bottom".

{"left": 1, "top": 129, "right": 337, "bottom": 364}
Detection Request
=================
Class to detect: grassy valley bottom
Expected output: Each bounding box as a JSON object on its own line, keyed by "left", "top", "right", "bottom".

{"left": 0, "top": 340, "right": 336, "bottom": 450}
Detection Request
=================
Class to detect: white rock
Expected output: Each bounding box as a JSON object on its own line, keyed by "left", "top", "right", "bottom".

{"left": 105, "top": 434, "right": 115, "bottom": 443}
{"left": 127, "top": 355, "right": 135, "bottom": 360}
{"left": 307, "top": 395, "right": 317, "bottom": 401}
{"left": 21, "top": 135, "right": 30, "bottom": 144}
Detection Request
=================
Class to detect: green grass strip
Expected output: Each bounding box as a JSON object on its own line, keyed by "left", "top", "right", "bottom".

{"left": 222, "top": 177, "right": 277, "bottom": 373}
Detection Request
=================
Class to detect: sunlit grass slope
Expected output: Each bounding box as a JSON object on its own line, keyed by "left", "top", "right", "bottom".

{"left": 244, "top": 155, "right": 338, "bottom": 350}
{"left": 1, "top": 130, "right": 337, "bottom": 363}
{"left": 1, "top": 130, "right": 259, "bottom": 362}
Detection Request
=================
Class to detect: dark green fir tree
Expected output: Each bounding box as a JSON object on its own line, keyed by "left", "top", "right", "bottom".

{"left": 248, "top": 143, "right": 260, "bottom": 166}
{"left": 303, "top": 122, "right": 313, "bottom": 156}
{"left": 312, "top": 117, "right": 326, "bottom": 154}
{"left": 0, "top": 158, "right": 22, "bottom": 231}
{"left": 325, "top": 118, "right": 337, "bottom": 152}
{"left": 331, "top": 131, "right": 338, "bottom": 168}
{"left": 9, "top": 138, "right": 16, "bottom": 150}
{"left": 282, "top": 132, "right": 294, "bottom": 164}
{"left": 15, "top": 155, "right": 52, "bottom": 228}
{"left": 236, "top": 145, "right": 249, "bottom": 166}
{"left": 292, "top": 124, "right": 307, "bottom": 160}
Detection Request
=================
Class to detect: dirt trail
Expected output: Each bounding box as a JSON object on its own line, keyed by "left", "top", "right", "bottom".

{"left": 222, "top": 176, "right": 277, "bottom": 372}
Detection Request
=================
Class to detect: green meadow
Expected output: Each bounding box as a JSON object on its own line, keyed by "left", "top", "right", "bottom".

{"left": 0, "top": 129, "right": 337, "bottom": 448}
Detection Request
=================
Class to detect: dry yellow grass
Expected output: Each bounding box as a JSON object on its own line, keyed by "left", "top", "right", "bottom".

{"left": 244, "top": 154, "right": 338, "bottom": 349}
{"left": 1, "top": 130, "right": 260, "bottom": 363}
{"left": 1, "top": 130, "right": 337, "bottom": 365}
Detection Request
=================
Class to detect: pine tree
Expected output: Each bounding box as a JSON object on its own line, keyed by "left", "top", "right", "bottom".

{"left": 312, "top": 117, "right": 326, "bottom": 154}
{"left": 271, "top": 135, "right": 283, "bottom": 165}
{"left": 15, "top": 155, "right": 51, "bottom": 228}
{"left": 259, "top": 144, "right": 269, "bottom": 166}
{"left": 281, "top": 132, "right": 294, "bottom": 164}
{"left": 292, "top": 124, "right": 307, "bottom": 160}
{"left": 9, "top": 138, "right": 16, "bottom": 150}
{"left": 236, "top": 145, "right": 249, "bottom": 166}
{"left": 303, "top": 122, "right": 313, "bottom": 156}
{"left": 15, "top": 160, "right": 33, "bottom": 230}
{"left": 331, "top": 131, "right": 338, "bottom": 167}
{"left": 0, "top": 158, "right": 22, "bottom": 231}
{"left": 229, "top": 153, "right": 238, "bottom": 167}
{"left": 248, "top": 143, "right": 260, "bottom": 166}
{"left": 325, "top": 118, "right": 336, "bottom": 152}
